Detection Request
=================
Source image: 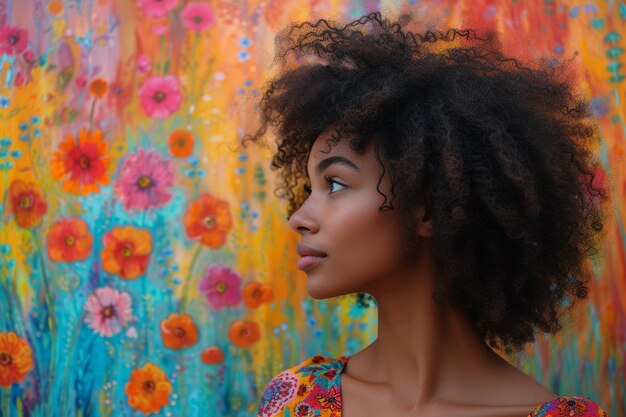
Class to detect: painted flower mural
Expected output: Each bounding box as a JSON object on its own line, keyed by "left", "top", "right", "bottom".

{"left": 198, "top": 264, "right": 242, "bottom": 309}
{"left": 181, "top": 2, "right": 215, "bottom": 32}
{"left": 138, "top": 76, "right": 182, "bottom": 119}
{"left": 159, "top": 313, "right": 199, "bottom": 349}
{"left": 46, "top": 218, "right": 94, "bottom": 262}
{"left": 7, "top": 180, "right": 47, "bottom": 228}
{"left": 84, "top": 286, "right": 134, "bottom": 337}
{"left": 0, "top": 332, "right": 34, "bottom": 387}
{"left": 114, "top": 148, "right": 175, "bottom": 211}
{"left": 0, "top": 1, "right": 622, "bottom": 417}
{"left": 184, "top": 193, "right": 233, "bottom": 248}
{"left": 0, "top": 25, "right": 28, "bottom": 55}
{"left": 50, "top": 129, "right": 110, "bottom": 195}
{"left": 101, "top": 226, "right": 153, "bottom": 279}
{"left": 125, "top": 362, "right": 173, "bottom": 415}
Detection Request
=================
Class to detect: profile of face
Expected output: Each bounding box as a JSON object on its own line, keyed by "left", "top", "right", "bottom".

{"left": 288, "top": 128, "right": 428, "bottom": 300}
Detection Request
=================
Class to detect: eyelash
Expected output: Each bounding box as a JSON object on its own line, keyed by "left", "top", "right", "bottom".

{"left": 303, "top": 176, "right": 346, "bottom": 195}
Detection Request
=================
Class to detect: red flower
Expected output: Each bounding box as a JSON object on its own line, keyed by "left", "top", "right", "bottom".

{"left": 7, "top": 180, "right": 47, "bottom": 228}
{"left": 46, "top": 218, "right": 93, "bottom": 262}
{"left": 0, "top": 26, "right": 28, "bottom": 55}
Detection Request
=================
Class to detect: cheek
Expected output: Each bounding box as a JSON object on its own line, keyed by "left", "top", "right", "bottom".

{"left": 326, "top": 205, "right": 405, "bottom": 286}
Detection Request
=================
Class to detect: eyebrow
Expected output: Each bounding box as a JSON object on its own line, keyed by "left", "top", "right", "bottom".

{"left": 315, "top": 156, "right": 361, "bottom": 176}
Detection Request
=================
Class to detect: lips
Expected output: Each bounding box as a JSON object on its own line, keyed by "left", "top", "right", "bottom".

{"left": 296, "top": 243, "right": 327, "bottom": 258}
{"left": 296, "top": 243, "right": 327, "bottom": 271}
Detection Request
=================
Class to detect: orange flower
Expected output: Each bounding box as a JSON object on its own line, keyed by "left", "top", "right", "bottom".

{"left": 160, "top": 313, "right": 199, "bottom": 350}
{"left": 242, "top": 281, "right": 274, "bottom": 309}
{"left": 228, "top": 320, "right": 260, "bottom": 347}
{"left": 89, "top": 78, "right": 108, "bottom": 99}
{"left": 47, "top": 0, "right": 63, "bottom": 14}
{"left": 200, "top": 346, "right": 224, "bottom": 364}
{"left": 46, "top": 218, "right": 93, "bottom": 262}
{"left": 184, "top": 193, "right": 232, "bottom": 248}
{"left": 7, "top": 180, "right": 48, "bottom": 228}
{"left": 101, "top": 226, "right": 152, "bottom": 280}
{"left": 0, "top": 332, "right": 34, "bottom": 387}
{"left": 8, "top": 180, "right": 48, "bottom": 228}
{"left": 124, "top": 362, "right": 172, "bottom": 415}
{"left": 167, "top": 129, "right": 194, "bottom": 158}
{"left": 51, "top": 129, "right": 110, "bottom": 195}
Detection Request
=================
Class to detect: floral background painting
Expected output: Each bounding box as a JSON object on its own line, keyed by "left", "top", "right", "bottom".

{"left": 0, "top": 0, "right": 624, "bottom": 416}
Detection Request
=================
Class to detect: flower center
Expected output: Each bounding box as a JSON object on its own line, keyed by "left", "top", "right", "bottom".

{"left": 142, "top": 380, "right": 155, "bottom": 393}
{"left": 239, "top": 327, "right": 250, "bottom": 337}
{"left": 0, "top": 353, "right": 12, "bottom": 366}
{"left": 103, "top": 305, "right": 115, "bottom": 318}
{"left": 174, "top": 327, "right": 185, "bottom": 337}
{"left": 8, "top": 35, "right": 18, "bottom": 45}
{"left": 122, "top": 245, "right": 133, "bottom": 258}
{"left": 65, "top": 235, "right": 75, "bottom": 246}
{"left": 137, "top": 175, "right": 152, "bottom": 189}
{"left": 153, "top": 91, "right": 166, "bottom": 103}
{"left": 19, "top": 194, "right": 33, "bottom": 209}
{"left": 177, "top": 138, "right": 186, "bottom": 147}
{"left": 193, "top": 16, "right": 203, "bottom": 24}
{"left": 215, "top": 282, "right": 227, "bottom": 293}
{"left": 203, "top": 216, "right": 216, "bottom": 229}
{"left": 252, "top": 288, "right": 261, "bottom": 299}
{"left": 79, "top": 155, "right": 91, "bottom": 169}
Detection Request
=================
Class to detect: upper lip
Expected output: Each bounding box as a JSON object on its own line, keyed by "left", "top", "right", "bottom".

{"left": 296, "top": 243, "right": 327, "bottom": 257}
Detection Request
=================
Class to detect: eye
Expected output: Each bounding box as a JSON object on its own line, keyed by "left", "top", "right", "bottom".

{"left": 303, "top": 183, "right": 312, "bottom": 195}
{"left": 325, "top": 176, "right": 346, "bottom": 194}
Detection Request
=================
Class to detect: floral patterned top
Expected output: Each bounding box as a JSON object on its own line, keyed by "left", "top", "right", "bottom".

{"left": 257, "top": 355, "right": 609, "bottom": 417}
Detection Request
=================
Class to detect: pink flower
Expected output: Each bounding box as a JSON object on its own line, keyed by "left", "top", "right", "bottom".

{"left": 152, "top": 24, "right": 169, "bottom": 36}
{"left": 23, "top": 50, "right": 34, "bottom": 63}
{"left": 114, "top": 148, "right": 174, "bottom": 211}
{"left": 138, "top": 75, "right": 182, "bottom": 119}
{"left": 76, "top": 75, "right": 88, "bottom": 89}
{"left": 84, "top": 286, "right": 133, "bottom": 337}
{"left": 136, "top": 55, "right": 152, "bottom": 75}
{"left": 0, "top": 26, "right": 29, "bottom": 55}
{"left": 198, "top": 264, "right": 242, "bottom": 309}
{"left": 138, "top": 0, "right": 176, "bottom": 18}
{"left": 181, "top": 3, "right": 215, "bottom": 32}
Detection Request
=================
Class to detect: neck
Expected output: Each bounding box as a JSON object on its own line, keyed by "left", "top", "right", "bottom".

{"left": 354, "top": 241, "right": 506, "bottom": 408}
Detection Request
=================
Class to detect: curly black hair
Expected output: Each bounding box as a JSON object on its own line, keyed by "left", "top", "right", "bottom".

{"left": 242, "top": 12, "right": 610, "bottom": 351}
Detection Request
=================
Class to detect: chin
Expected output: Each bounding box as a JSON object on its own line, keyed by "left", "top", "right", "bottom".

{"left": 305, "top": 277, "right": 356, "bottom": 300}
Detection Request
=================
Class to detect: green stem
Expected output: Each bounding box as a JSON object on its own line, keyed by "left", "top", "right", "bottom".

{"left": 180, "top": 245, "right": 203, "bottom": 312}
{"left": 1, "top": 386, "right": 10, "bottom": 417}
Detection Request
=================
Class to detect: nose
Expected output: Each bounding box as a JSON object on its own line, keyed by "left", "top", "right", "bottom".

{"left": 287, "top": 200, "right": 320, "bottom": 234}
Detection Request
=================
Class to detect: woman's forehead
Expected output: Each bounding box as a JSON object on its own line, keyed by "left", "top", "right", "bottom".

{"left": 306, "top": 133, "right": 376, "bottom": 174}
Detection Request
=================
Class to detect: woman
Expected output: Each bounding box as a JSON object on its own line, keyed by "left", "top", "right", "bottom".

{"left": 245, "top": 12, "right": 611, "bottom": 417}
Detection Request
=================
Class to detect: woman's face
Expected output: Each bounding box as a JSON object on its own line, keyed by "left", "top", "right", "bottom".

{"left": 287, "top": 129, "right": 410, "bottom": 299}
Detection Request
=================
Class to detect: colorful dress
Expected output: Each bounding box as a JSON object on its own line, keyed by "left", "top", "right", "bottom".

{"left": 257, "top": 355, "right": 609, "bottom": 417}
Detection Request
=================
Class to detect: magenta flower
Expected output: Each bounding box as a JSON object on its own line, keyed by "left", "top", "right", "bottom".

{"left": 0, "top": 26, "right": 28, "bottom": 55}
{"left": 136, "top": 55, "right": 152, "bottom": 75}
{"left": 137, "top": 0, "right": 177, "bottom": 18}
{"left": 181, "top": 2, "right": 215, "bottom": 32}
{"left": 84, "top": 286, "right": 133, "bottom": 337}
{"left": 114, "top": 148, "right": 174, "bottom": 211}
{"left": 152, "top": 24, "right": 169, "bottom": 36}
{"left": 138, "top": 75, "right": 182, "bottom": 119}
{"left": 198, "top": 264, "right": 242, "bottom": 309}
